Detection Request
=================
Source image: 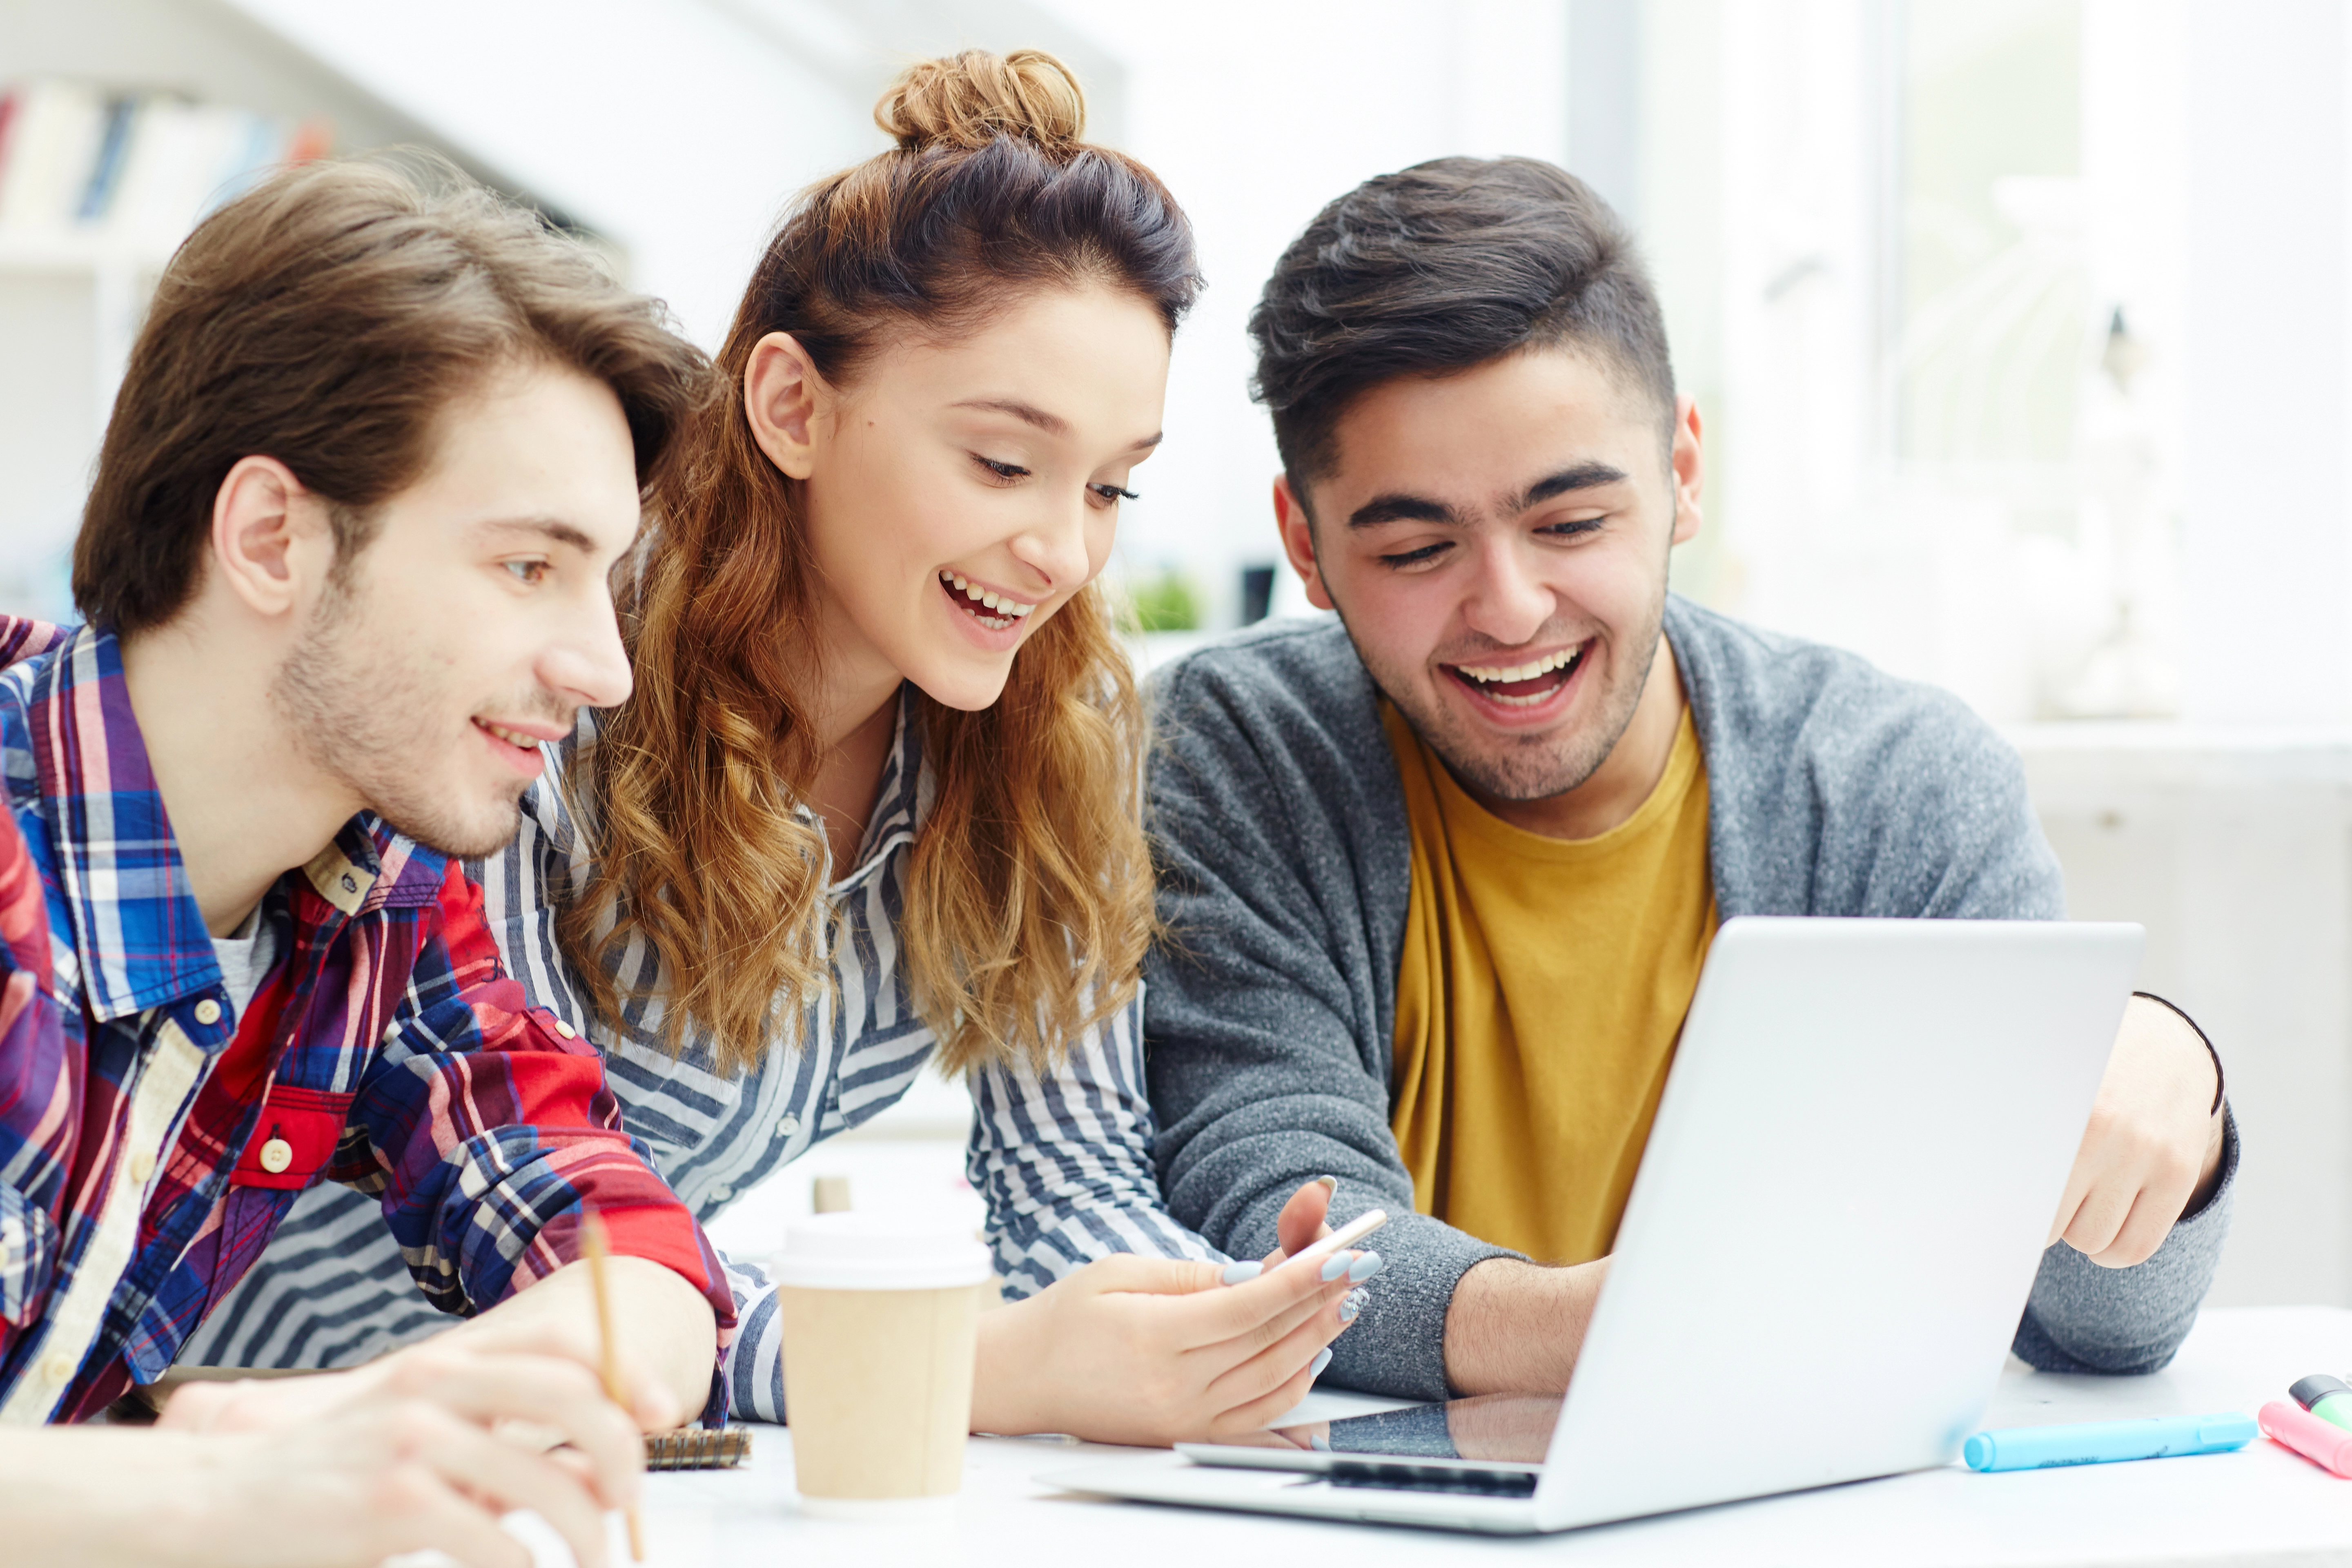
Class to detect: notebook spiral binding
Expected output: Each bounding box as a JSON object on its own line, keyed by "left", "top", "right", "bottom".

{"left": 645, "top": 1426, "right": 753, "bottom": 1470}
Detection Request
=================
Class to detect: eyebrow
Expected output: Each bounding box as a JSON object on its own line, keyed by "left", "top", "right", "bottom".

{"left": 1508, "top": 462, "right": 1631, "bottom": 512}
{"left": 953, "top": 397, "right": 1068, "bottom": 437}
{"left": 1344, "top": 461, "right": 1634, "bottom": 531}
{"left": 952, "top": 397, "right": 1164, "bottom": 452}
{"left": 472, "top": 516, "right": 600, "bottom": 554}
{"left": 1347, "top": 492, "right": 1461, "bottom": 529}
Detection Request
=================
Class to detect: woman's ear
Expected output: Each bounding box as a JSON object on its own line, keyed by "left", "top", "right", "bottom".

{"left": 744, "top": 332, "right": 828, "bottom": 480}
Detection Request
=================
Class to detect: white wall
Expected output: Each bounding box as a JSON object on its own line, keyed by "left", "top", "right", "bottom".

{"left": 2178, "top": 0, "right": 2350, "bottom": 726}
{"left": 1028, "top": 0, "right": 1576, "bottom": 625}
{"left": 217, "top": 0, "right": 871, "bottom": 348}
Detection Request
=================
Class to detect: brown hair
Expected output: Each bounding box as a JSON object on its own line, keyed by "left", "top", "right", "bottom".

{"left": 561, "top": 50, "right": 1199, "bottom": 1076}
{"left": 74, "top": 153, "right": 711, "bottom": 634}
{"left": 1250, "top": 157, "right": 1676, "bottom": 499}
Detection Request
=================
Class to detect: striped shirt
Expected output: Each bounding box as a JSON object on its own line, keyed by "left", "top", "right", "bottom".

{"left": 180, "top": 690, "right": 1217, "bottom": 1417}
{"left": 0, "top": 619, "right": 732, "bottom": 1423}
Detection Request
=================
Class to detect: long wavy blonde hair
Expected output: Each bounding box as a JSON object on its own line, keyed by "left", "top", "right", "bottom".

{"left": 556, "top": 50, "right": 1200, "bottom": 1077}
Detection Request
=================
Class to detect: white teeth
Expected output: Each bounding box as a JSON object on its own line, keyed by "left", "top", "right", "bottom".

{"left": 1456, "top": 646, "right": 1581, "bottom": 685}
{"left": 937, "top": 570, "right": 1036, "bottom": 618}
{"left": 483, "top": 722, "right": 541, "bottom": 749}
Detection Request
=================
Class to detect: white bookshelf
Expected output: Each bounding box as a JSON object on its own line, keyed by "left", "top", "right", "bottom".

{"left": 0, "top": 0, "right": 593, "bottom": 620}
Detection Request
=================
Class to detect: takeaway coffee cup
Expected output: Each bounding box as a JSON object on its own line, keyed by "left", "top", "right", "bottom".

{"left": 773, "top": 1213, "right": 993, "bottom": 1517}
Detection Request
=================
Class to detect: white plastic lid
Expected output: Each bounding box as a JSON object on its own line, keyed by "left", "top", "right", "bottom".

{"left": 769, "top": 1212, "right": 993, "bottom": 1291}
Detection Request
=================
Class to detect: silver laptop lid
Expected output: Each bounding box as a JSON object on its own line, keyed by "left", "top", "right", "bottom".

{"left": 1535, "top": 917, "right": 2140, "bottom": 1529}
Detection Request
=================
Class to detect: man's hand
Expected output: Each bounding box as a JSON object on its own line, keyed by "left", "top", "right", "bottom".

{"left": 2047, "top": 994, "right": 2227, "bottom": 1268}
{"left": 7, "top": 1344, "right": 648, "bottom": 1568}
{"left": 439, "top": 1253, "right": 717, "bottom": 1427}
{"left": 972, "top": 1178, "right": 1373, "bottom": 1444}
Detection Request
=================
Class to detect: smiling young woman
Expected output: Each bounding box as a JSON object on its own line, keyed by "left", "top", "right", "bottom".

{"left": 182, "top": 48, "right": 1369, "bottom": 1447}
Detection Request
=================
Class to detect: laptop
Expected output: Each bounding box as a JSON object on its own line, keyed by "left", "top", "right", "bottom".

{"left": 1046, "top": 916, "right": 2143, "bottom": 1534}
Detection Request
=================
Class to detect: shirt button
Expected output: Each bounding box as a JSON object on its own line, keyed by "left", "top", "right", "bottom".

{"left": 128, "top": 1149, "right": 156, "bottom": 1185}
{"left": 259, "top": 1138, "right": 294, "bottom": 1174}
{"left": 193, "top": 998, "right": 223, "bottom": 1026}
{"left": 41, "top": 1353, "right": 73, "bottom": 1385}
{"left": 553, "top": 1020, "right": 577, "bottom": 1040}
{"left": 708, "top": 1183, "right": 733, "bottom": 1204}
{"left": 776, "top": 1114, "right": 800, "bottom": 1138}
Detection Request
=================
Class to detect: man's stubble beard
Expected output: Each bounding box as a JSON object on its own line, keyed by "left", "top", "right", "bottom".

{"left": 1339, "top": 577, "right": 1670, "bottom": 807}
{"left": 269, "top": 577, "right": 528, "bottom": 861}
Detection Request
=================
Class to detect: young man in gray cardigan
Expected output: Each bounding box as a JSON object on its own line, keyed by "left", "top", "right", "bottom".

{"left": 1143, "top": 157, "right": 2236, "bottom": 1403}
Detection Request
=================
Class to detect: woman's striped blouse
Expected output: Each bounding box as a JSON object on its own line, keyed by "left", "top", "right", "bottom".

{"left": 175, "top": 692, "right": 1218, "bottom": 1417}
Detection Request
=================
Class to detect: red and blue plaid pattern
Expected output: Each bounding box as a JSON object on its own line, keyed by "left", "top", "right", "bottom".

{"left": 0, "top": 617, "right": 732, "bottom": 1421}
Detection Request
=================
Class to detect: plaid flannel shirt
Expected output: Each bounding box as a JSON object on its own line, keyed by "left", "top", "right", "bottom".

{"left": 0, "top": 617, "right": 733, "bottom": 1423}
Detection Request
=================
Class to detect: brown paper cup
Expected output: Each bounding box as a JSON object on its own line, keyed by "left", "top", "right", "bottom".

{"left": 773, "top": 1215, "right": 992, "bottom": 1519}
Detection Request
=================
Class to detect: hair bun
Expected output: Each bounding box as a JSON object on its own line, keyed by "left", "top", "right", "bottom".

{"left": 876, "top": 48, "right": 1087, "bottom": 154}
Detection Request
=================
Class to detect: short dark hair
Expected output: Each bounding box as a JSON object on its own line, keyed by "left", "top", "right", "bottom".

{"left": 74, "top": 153, "right": 714, "bottom": 636}
{"left": 1248, "top": 156, "right": 1675, "bottom": 498}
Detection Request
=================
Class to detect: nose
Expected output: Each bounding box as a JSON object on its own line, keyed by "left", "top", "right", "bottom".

{"left": 1461, "top": 536, "right": 1554, "bottom": 649}
{"left": 544, "top": 592, "right": 635, "bottom": 711}
{"left": 1005, "top": 490, "right": 1098, "bottom": 596}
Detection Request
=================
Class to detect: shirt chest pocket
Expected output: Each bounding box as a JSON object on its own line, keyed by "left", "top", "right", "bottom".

{"left": 0, "top": 1182, "right": 59, "bottom": 1327}
{"left": 229, "top": 1085, "right": 356, "bottom": 1191}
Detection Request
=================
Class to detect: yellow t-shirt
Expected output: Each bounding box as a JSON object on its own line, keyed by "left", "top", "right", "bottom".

{"left": 1383, "top": 702, "right": 1719, "bottom": 1265}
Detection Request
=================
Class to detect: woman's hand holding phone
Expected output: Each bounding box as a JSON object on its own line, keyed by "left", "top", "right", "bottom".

{"left": 968, "top": 1178, "right": 1383, "bottom": 1446}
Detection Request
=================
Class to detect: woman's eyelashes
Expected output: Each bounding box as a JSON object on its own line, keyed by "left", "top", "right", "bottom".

{"left": 967, "top": 452, "right": 1139, "bottom": 507}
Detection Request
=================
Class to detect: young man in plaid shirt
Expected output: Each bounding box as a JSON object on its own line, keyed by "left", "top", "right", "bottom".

{"left": 0, "top": 157, "right": 732, "bottom": 1566}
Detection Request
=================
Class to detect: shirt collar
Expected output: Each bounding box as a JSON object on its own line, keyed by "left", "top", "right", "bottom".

{"left": 23, "top": 624, "right": 439, "bottom": 1020}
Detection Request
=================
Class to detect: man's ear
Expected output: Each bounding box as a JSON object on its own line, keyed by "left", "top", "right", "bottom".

{"left": 210, "top": 456, "right": 327, "bottom": 621}
{"left": 1668, "top": 395, "right": 1704, "bottom": 547}
{"left": 1272, "top": 473, "right": 1336, "bottom": 613}
{"left": 744, "top": 332, "right": 828, "bottom": 480}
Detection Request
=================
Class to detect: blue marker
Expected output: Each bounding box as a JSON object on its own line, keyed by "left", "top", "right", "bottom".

{"left": 1963, "top": 1413, "right": 2257, "bottom": 1472}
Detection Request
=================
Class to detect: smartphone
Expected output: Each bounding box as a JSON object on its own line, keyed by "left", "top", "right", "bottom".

{"left": 1287, "top": 1207, "right": 1388, "bottom": 1274}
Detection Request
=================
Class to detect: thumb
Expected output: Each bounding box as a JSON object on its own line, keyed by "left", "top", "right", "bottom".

{"left": 630, "top": 1366, "right": 683, "bottom": 1432}
{"left": 1274, "top": 1176, "right": 1337, "bottom": 1259}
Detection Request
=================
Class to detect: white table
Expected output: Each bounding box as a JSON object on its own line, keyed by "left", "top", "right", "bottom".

{"left": 612, "top": 1306, "right": 2352, "bottom": 1566}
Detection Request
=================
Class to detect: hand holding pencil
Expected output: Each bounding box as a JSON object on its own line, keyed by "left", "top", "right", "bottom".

{"left": 581, "top": 1208, "right": 648, "bottom": 1563}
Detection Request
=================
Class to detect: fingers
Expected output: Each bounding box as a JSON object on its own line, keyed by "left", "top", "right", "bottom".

{"left": 1201, "top": 1299, "right": 1353, "bottom": 1435}
{"left": 1072, "top": 1252, "right": 1237, "bottom": 1296}
{"left": 1165, "top": 1249, "right": 1368, "bottom": 1349}
{"left": 390, "top": 1403, "right": 614, "bottom": 1568}
{"left": 2082, "top": 1187, "right": 2175, "bottom": 1269}
{"left": 365, "top": 1450, "right": 542, "bottom": 1568}
{"left": 1177, "top": 1267, "right": 1360, "bottom": 1396}
{"left": 2053, "top": 1100, "right": 2205, "bottom": 1264}
{"left": 2045, "top": 1155, "right": 2095, "bottom": 1249}
{"left": 383, "top": 1350, "right": 644, "bottom": 1515}
{"left": 1275, "top": 1176, "right": 1337, "bottom": 1259}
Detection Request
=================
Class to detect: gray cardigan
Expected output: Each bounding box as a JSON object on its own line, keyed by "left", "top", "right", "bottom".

{"left": 1143, "top": 597, "right": 2237, "bottom": 1401}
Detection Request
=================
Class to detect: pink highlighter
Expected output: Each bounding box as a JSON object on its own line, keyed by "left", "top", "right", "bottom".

{"left": 2261, "top": 1400, "right": 2352, "bottom": 1477}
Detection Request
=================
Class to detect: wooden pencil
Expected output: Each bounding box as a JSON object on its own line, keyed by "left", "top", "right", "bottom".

{"left": 579, "top": 1209, "right": 646, "bottom": 1564}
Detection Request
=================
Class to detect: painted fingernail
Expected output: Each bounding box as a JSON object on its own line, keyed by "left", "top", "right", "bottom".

{"left": 1339, "top": 1287, "right": 1367, "bottom": 1323}
{"left": 1320, "top": 1251, "right": 1355, "bottom": 1282}
{"left": 1316, "top": 1175, "right": 1339, "bottom": 1193}
{"left": 1347, "top": 1250, "right": 1384, "bottom": 1283}
{"left": 1312, "top": 1432, "right": 1332, "bottom": 1452}
{"left": 1220, "top": 1259, "right": 1264, "bottom": 1285}
{"left": 1309, "top": 1348, "right": 1333, "bottom": 1381}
